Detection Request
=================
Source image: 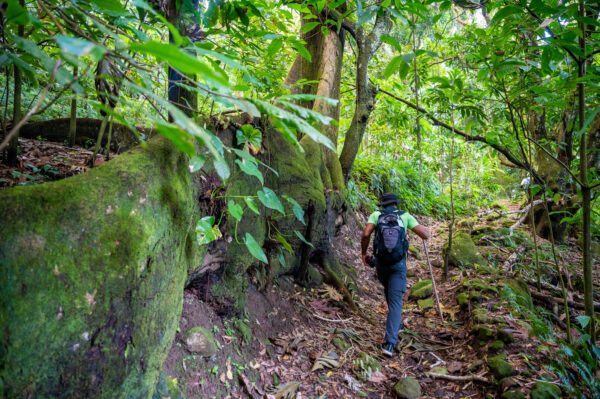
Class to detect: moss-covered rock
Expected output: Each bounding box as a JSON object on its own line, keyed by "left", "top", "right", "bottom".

{"left": 487, "top": 354, "right": 514, "bottom": 379}
{"left": 332, "top": 336, "right": 351, "bottom": 352}
{"left": 406, "top": 268, "right": 416, "bottom": 277}
{"left": 530, "top": 381, "right": 561, "bottom": 399}
{"left": 457, "top": 292, "right": 469, "bottom": 307}
{"left": 430, "top": 366, "right": 448, "bottom": 375}
{"left": 410, "top": 279, "right": 433, "bottom": 299}
{"left": 234, "top": 320, "right": 252, "bottom": 344}
{"left": 496, "top": 327, "right": 515, "bottom": 344}
{"left": 183, "top": 327, "right": 217, "bottom": 357}
{"left": 473, "top": 308, "right": 489, "bottom": 323}
{"left": 408, "top": 244, "right": 421, "bottom": 260}
{"left": 473, "top": 325, "right": 495, "bottom": 341}
{"left": 501, "top": 390, "right": 525, "bottom": 399}
{"left": 352, "top": 352, "right": 381, "bottom": 382}
{"left": 503, "top": 279, "right": 534, "bottom": 311}
{"left": 0, "top": 137, "right": 201, "bottom": 398}
{"left": 393, "top": 377, "right": 421, "bottom": 399}
{"left": 418, "top": 298, "right": 434, "bottom": 311}
{"left": 489, "top": 340, "right": 505, "bottom": 352}
{"left": 442, "top": 232, "right": 488, "bottom": 268}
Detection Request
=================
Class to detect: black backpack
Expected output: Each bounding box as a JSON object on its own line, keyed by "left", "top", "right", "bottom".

{"left": 373, "top": 208, "right": 409, "bottom": 264}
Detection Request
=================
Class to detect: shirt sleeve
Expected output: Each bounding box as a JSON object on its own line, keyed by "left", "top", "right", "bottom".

{"left": 367, "top": 211, "right": 380, "bottom": 225}
{"left": 404, "top": 213, "right": 419, "bottom": 230}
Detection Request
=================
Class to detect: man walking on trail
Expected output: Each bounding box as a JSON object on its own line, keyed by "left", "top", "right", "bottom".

{"left": 361, "top": 192, "right": 430, "bottom": 357}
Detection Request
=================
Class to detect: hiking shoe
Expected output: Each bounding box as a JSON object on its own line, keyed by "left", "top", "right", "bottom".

{"left": 381, "top": 342, "right": 394, "bottom": 357}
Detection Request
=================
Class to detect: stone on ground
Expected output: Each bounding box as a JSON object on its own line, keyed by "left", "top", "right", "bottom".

{"left": 410, "top": 279, "right": 433, "bottom": 299}
{"left": 430, "top": 366, "right": 448, "bottom": 375}
{"left": 530, "top": 381, "right": 561, "bottom": 399}
{"left": 472, "top": 308, "right": 489, "bottom": 323}
{"left": 487, "top": 354, "right": 514, "bottom": 379}
{"left": 501, "top": 390, "right": 525, "bottom": 399}
{"left": 417, "top": 298, "right": 434, "bottom": 311}
{"left": 393, "top": 377, "right": 421, "bottom": 399}
{"left": 408, "top": 244, "right": 422, "bottom": 259}
{"left": 183, "top": 327, "right": 217, "bottom": 357}
{"left": 489, "top": 340, "right": 505, "bottom": 351}
{"left": 496, "top": 327, "right": 515, "bottom": 344}
{"left": 442, "top": 232, "right": 488, "bottom": 268}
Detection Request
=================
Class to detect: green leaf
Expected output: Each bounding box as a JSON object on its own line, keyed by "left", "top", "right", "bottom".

{"left": 190, "top": 155, "right": 207, "bottom": 172}
{"left": 267, "top": 38, "right": 283, "bottom": 56}
{"left": 257, "top": 187, "right": 285, "bottom": 214}
{"left": 244, "top": 197, "right": 260, "bottom": 215}
{"left": 5, "top": 0, "right": 31, "bottom": 24}
{"left": 244, "top": 233, "right": 267, "bottom": 263}
{"left": 279, "top": 94, "right": 338, "bottom": 107}
{"left": 213, "top": 157, "right": 230, "bottom": 181}
{"left": 236, "top": 124, "right": 262, "bottom": 148}
{"left": 402, "top": 52, "right": 415, "bottom": 63}
{"left": 196, "top": 216, "right": 218, "bottom": 245}
{"left": 574, "top": 106, "right": 600, "bottom": 140}
{"left": 276, "top": 248, "right": 286, "bottom": 267}
{"left": 576, "top": 315, "right": 591, "bottom": 329}
{"left": 129, "top": 41, "right": 228, "bottom": 89}
{"left": 284, "top": 195, "right": 305, "bottom": 225}
{"left": 294, "top": 230, "right": 313, "bottom": 248}
{"left": 235, "top": 159, "right": 263, "bottom": 184}
{"left": 381, "top": 35, "right": 402, "bottom": 51}
{"left": 275, "top": 232, "right": 294, "bottom": 254}
{"left": 384, "top": 55, "right": 404, "bottom": 78}
{"left": 228, "top": 200, "right": 244, "bottom": 222}
{"left": 55, "top": 36, "right": 106, "bottom": 60}
{"left": 552, "top": 193, "right": 561, "bottom": 203}
{"left": 89, "top": 0, "right": 126, "bottom": 13}
{"left": 491, "top": 5, "right": 521, "bottom": 25}
{"left": 357, "top": 6, "right": 378, "bottom": 26}
{"left": 292, "top": 42, "right": 312, "bottom": 62}
{"left": 156, "top": 124, "right": 195, "bottom": 155}
{"left": 302, "top": 22, "right": 320, "bottom": 33}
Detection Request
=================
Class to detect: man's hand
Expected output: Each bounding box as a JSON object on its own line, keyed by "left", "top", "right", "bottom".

{"left": 361, "top": 254, "right": 368, "bottom": 267}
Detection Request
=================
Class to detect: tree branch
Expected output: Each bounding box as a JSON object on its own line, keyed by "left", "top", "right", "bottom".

{"left": 376, "top": 87, "right": 534, "bottom": 174}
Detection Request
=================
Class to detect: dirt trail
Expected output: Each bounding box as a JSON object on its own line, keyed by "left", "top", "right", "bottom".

{"left": 166, "top": 204, "right": 596, "bottom": 398}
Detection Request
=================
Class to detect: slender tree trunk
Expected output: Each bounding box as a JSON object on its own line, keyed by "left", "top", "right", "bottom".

{"left": 578, "top": 0, "right": 595, "bottom": 341}
{"left": 68, "top": 66, "right": 78, "bottom": 147}
{"left": 412, "top": 18, "right": 423, "bottom": 198}
{"left": 443, "top": 107, "right": 456, "bottom": 281}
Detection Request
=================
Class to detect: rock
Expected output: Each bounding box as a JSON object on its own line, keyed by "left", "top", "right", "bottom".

{"left": 500, "top": 377, "right": 518, "bottom": 390}
{"left": 408, "top": 244, "right": 422, "bottom": 260}
{"left": 489, "top": 340, "right": 505, "bottom": 352}
{"left": 418, "top": 298, "right": 434, "bottom": 311}
{"left": 501, "top": 391, "right": 525, "bottom": 399}
{"left": 442, "top": 232, "right": 488, "bottom": 268}
{"left": 456, "top": 292, "right": 469, "bottom": 307}
{"left": 430, "top": 366, "right": 448, "bottom": 375}
{"left": 332, "top": 336, "right": 350, "bottom": 352}
{"left": 530, "top": 381, "right": 561, "bottom": 399}
{"left": 234, "top": 320, "right": 252, "bottom": 344}
{"left": 352, "top": 352, "right": 381, "bottom": 382}
{"left": 487, "top": 354, "right": 514, "bottom": 379}
{"left": 410, "top": 279, "right": 433, "bottom": 299}
{"left": 503, "top": 279, "right": 534, "bottom": 311}
{"left": 393, "top": 377, "right": 421, "bottom": 399}
{"left": 473, "top": 308, "right": 489, "bottom": 323}
{"left": 183, "top": 327, "right": 217, "bottom": 357}
{"left": 472, "top": 325, "right": 494, "bottom": 341}
{"left": 406, "top": 268, "right": 416, "bottom": 278}
{"left": 496, "top": 327, "right": 515, "bottom": 344}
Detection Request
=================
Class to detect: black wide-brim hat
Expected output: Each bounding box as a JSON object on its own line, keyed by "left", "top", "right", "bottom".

{"left": 378, "top": 192, "right": 400, "bottom": 207}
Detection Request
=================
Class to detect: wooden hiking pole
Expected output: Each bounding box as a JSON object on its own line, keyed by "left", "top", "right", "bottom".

{"left": 422, "top": 238, "right": 444, "bottom": 322}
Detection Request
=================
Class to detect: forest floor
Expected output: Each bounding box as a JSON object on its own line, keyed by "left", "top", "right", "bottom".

{"left": 164, "top": 201, "right": 599, "bottom": 399}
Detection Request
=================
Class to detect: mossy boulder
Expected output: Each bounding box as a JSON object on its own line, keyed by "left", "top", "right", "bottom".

{"left": 352, "top": 352, "right": 381, "bottom": 382}
{"left": 530, "top": 381, "right": 561, "bottom": 399}
{"left": 183, "top": 327, "right": 217, "bottom": 357}
{"left": 393, "top": 377, "right": 421, "bottom": 399}
{"left": 457, "top": 292, "right": 469, "bottom": 307}
{"left": 442, "top": 232, "right": 488, "bottom": 268}
{"left": 489, "top": 340, "right": 505, "bottom": 352}
{"left": 472, "top": 308, "right": 489, "bottom": 323}
{"left": 473, "top": 325, "right": 495, "bottom": 341}
{"left": 418, "top": 298, "right": 434, "bottom": 311}
{"left": 410, "top": 279, "right": 433, "bottom": 299}
{"left": 503, "top": 279, "right": 534, "bottom": 311}
{"left": 332, "top": 336, "right": 351, "bottom": 352}
{"left": 234, "top": 320, "right": 252, "bottom": 344}
{"left": 0, "top": 137, "right": 202, "bottom": 397}
{"left": 496, "top": 327, "right": 515, "bottom": 344}
{"left": 487, "top": 354, "right": 514, "bottom": 379}
{"left": 406, "top": 268, "right": 416, "bottom": 277}
{"left": 501, "top": 390, "right": 525, "bottom": 399}
{"left": 408, "top": 244, "right": 421, "bottom": 260}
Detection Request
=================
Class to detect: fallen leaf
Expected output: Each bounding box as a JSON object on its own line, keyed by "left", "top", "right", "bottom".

{"left": 368, "top": 371, "right": 387, "bottom": 383}
{"left": 311, "top": 352, "right": 340, "bottom": 372}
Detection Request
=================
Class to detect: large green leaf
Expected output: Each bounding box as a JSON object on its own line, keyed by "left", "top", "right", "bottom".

{"left": 235, "top": 159, "right": 263, "bottom": 184}
{"left": 196, "top": 216, "right": 219, "bottom": 245}
{"left": 275, "top": 232, "right": 294, "bottom": 254}
{"left": 55, "top": 36, "right": 106, "bottom": 61}
{"left": 156, "top": 124, "right": 195, "bottom": 155}
{"left": 228, "top": 200, "right": 244, "bottom": 222}
{"left": 284, "top": 195, "right": 305, "bottom": 225}
{"left": 244, "top": 197, "right": 260, "bottom": 215}
{"left": 244, "top": 233, "right": 267, "bottom": 263}
{"left": 384, "top": 56, "right": 404, "bottom": 78}
{"left": 294, "top": 230, "right": 314, "bottom": 248}
{"left": 129, "top": 41, "right": 228, "bottom": 89}
{"left": 189, "top": 155, "right": 207, "bottom": 172}
{"left": 257, "top": 187, "right": 285, "bottom": 214}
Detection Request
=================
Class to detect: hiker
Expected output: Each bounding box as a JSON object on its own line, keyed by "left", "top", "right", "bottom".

{"left": 361, "top": 192, "right": 430, "bottom": 357}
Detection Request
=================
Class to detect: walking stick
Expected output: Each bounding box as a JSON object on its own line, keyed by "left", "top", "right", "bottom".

{"left": 422, "top": 238, "right": 444, "bottom": 322}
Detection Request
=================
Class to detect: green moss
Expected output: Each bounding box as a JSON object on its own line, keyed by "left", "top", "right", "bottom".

{"left": 489, "top": 340, "right": 505, "bottom": 352}
{"left": 472, "top": 308, "right": 489, "bottom": 323}
{"left": 496, "top": 327, "right": 515, "bottom": 344}
{"left": 418, "top": 298, "right": 434, "bottom": 311}
{"left": 472, "top": 325, "right": 494, "bottom": 341}
{"left": 530, "top": 382, "right": 561, "bottom": 399}
{"left": 456, "top": 292, "right": 469, "bottom": 307}
{"left": 503, "top": 279, "right": 534, "bottom": 311}
{"left": 501, "top": 390, "right": 525, "bottom": 399}
{"left": 487, "top": 354, "right": 514, "bottom": 379}
{"left": 393, "top": 377, "right": 421, "bottom": 399}
{"left": 233, "top": 320, "right": 252, "bottom": 344}
{"left": 442, "top": 232, "right": 488, "bottom": 268}
{"left": 0, "top": 137, "right": 198, "bottom": 398}
{"left": 332, "top": 336, "right": 351, "bottom": 352}
{"left": 410, "top": 279, "right": 433, "bottom": 299}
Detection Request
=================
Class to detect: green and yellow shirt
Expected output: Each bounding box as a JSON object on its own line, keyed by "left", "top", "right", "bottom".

{"left": 367, "top": 208, "right": 419, "bottom": 229}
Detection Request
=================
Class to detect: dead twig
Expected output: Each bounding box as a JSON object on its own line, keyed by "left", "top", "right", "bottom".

{"left": 312, "top": 313, "right": 352, "bottom": 323}
{"left": 426, "top": 372, "right": 491, "bottom": 384}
